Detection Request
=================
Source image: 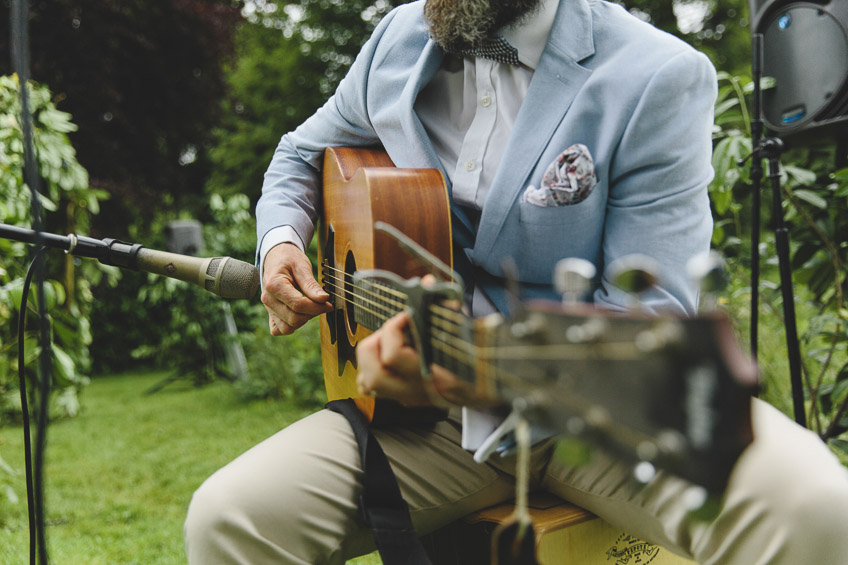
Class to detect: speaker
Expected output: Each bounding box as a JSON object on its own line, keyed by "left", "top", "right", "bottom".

{"left": 165, "top": 220, "right": 204, "bottom": 256}
{"left": 749, "top": 0, "right": 848, "bottom": 141}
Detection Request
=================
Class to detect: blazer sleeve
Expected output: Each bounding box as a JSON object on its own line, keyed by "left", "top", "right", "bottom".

{"left": 592, "top": 49, "right": 717, "bottom": 316}
{"left": 254, "top": 8, "right": 400, "bottom": 264}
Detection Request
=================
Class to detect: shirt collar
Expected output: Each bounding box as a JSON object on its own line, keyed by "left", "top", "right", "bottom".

{"left": 500, "top": 0, "right": 559, "bottom": 70}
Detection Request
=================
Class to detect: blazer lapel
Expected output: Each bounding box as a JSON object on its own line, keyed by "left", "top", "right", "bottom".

{"left": 391, "top": 39, "right": 479, "bottom": 243}
{"left": 392, "top": 40, "right": 444, "bottom": 172}
{"left": 474, "top": 0, "right": 596, "bottom": 261}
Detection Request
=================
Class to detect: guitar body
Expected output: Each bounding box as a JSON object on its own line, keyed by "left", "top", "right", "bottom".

{"left": 319, "top": 147, "right": 453, "bottom": 422}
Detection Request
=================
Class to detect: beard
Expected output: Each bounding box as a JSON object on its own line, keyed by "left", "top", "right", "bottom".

{"left": 424, "top": 0, "right": 542, "bottom": 52}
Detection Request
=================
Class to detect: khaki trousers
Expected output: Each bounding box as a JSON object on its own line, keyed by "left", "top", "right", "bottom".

{"left": 185, "top": 398, "right": 848, "bottom": 564}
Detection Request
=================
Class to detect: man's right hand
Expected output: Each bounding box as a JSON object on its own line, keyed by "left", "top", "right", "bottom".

{"left": 261, "top": 243, "right": 332, "bottom": 336}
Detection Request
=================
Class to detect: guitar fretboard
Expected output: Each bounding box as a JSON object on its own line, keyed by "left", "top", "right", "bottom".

{"left": 322, "top": 260, "right": 477, "bottom": 382}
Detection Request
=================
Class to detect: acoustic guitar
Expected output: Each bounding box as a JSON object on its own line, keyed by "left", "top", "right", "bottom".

{"left": 318, "top": 147, "right": 756, "bottom": 494}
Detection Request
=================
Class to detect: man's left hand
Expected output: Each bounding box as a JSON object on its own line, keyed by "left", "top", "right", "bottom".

{"left": 355, "top": 311, "right": 489, "bottom": 407}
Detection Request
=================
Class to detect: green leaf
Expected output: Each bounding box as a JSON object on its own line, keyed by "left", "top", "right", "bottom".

{"left": 742, "top": 76, "right": 776, "bottom": 93}
{"left": 826, "top": 379, "right": 848, "bottom": 410}
{"left": 553, "top": 437, "right": 593, "bottom": 468}
{"left": 791, "top": 189, "right": 828, "bottom": 209}
{"left": 837, "top": 361, "right": 848, "bottom": 383}
{"left": 56, "top": 386, "right": 81, "bottom": 418}
{"left": 0, "top": 452, "right": 17, "bottom": 476}
{"left": 783, "top": 165, "right": 817, "bottom": 187}
{"left": 51, "top": 342, "right": 76, "bottom": 385}
{"left": 828, "top": 438, "right": 848, "bottom": 456}
{"left": 714, "top": 98, "right": 740, "bottom": 118}
{"left": 711, "top": 189, "right": 732, "bottom": 216}
{"left": 2, "top": 485, "right": 19, "bottom": 505}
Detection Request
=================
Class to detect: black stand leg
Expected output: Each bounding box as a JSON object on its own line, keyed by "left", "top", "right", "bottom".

{"left": 747, "top": 34, "right": 805, "bottom": 427}
{"left": 748, "top": 35, "right": 764, "bottom": 364}
{"left": 762, "top": 139, "right": 806, "bottom": 427}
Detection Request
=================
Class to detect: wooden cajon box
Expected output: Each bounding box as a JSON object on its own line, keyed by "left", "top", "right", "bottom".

{"left": 423, "top": 493, "right": 697, "bottom": 565}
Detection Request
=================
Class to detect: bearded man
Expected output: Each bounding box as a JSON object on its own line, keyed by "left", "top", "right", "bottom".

{"left": 184, "top": 1, "right": 848, "bottom": 563}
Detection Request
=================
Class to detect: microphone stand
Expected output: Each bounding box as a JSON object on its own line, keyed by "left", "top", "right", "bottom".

{"left": 746, "top": 34, "right": 807, "bottom": 428}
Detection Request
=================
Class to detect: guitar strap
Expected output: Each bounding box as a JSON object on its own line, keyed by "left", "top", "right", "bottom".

{"left": 326, "top": 398, "right": 433, "bottom": 565}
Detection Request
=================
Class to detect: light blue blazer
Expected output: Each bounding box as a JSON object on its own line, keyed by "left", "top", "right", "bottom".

{"left": 256, "top": 0, "right": 717, "bottom": 316}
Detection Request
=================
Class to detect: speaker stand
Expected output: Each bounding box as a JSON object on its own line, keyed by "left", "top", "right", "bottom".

{"left": 747, "top": 33, "right": 806, "bottom": 428}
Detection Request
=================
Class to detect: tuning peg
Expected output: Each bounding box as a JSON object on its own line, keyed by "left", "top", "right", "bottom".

{"left": 608, "top": 254, "right": 660, "bottom": 306}
{"left": 687, "top": 251, "right": 728, "bottom": 311}
{"left": 554, "top": 258, "right": 597, "bottom": 305}
{"left": 682, "top": 485, "right": 709, "bottom": 511}
{"left": 501, "top": 258, "right": 546, "bottom": 339}
{"left": 686, "top": 251, "right": 727, "bottom": 293}
{"left": 633, "top": 460, "right": 657, "bottom": 484}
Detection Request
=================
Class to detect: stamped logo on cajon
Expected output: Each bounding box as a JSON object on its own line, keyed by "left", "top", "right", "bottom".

{"left": 606, "top": 533, "right": 661, "bottom": 564}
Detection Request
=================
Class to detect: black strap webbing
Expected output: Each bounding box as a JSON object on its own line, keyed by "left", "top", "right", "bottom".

{"left": 326, "top": 399, "right": 432, "bottom": 565}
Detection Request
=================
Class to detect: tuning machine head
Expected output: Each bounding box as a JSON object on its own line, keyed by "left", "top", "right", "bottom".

{"left": 608, "top": 254, "right": 661, "bottom": 308}
{"left": 687, "top": 251, "right": 728, "bottom": 311}
{"left": 554, "top": 258, "right": 597, "bottom": 305}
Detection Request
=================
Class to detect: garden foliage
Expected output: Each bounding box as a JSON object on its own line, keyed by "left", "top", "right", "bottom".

{"left": 0, "top": 75, "right": 111, "bottom": 509}
{"left": 710, "top": 72, "right": 848, "bottom": 455}
{"left": 0, "top": 76, "right": 112, "bottom": 420}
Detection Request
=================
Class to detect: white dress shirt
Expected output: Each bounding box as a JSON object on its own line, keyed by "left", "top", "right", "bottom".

{"left": 259, "top": 0, "right": 558, "bottom": 269}
{"left": 415, "top": 0, "right": 557, "bottom": 209}
{"left": 260, "top": 0, "right": 560, "bottom": 452}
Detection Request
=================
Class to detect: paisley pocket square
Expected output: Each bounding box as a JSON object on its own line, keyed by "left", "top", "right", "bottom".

{"left": 523, "top": 143, "right": 597, "bottom": 207}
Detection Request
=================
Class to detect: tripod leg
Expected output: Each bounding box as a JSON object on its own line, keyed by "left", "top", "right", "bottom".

{"left": 766, "top": 153, "right": 806, "bottom": 427}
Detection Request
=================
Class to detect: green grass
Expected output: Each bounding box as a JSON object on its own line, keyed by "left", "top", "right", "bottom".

{"left": 0, "top": 370, "right": 319, "bottom": 564}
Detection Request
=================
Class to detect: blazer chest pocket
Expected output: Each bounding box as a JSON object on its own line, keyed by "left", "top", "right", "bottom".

{"left": 513, "top": 191, "right": 605, "bottom": 283}
{"left": 517, "top": 185, "right": 603, "bottom": 227}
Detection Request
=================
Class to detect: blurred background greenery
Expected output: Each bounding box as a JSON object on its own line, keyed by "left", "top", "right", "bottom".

{"left": 0, "top": 0, "right": 847, "bottom": 562}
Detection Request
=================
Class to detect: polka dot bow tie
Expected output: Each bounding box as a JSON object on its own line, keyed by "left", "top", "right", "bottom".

{"left": 452, "top": 35, "right": 520, "bottom": 66}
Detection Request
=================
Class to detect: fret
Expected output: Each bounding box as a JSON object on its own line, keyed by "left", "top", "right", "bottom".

{"left": 429, "top": 308, "right": 476, "bottom": 382}
{"left": 473, "top": 315, "right": 501, "bottom": 400}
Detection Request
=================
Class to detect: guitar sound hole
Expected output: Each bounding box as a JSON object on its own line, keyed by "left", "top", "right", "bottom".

{"left": 344, "top": 250, "right": 357, "bottom": 335}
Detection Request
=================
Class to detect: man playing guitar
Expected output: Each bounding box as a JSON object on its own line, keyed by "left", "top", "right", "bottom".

{"left": 185, "top": 1, "right": 848, "bottom": 563}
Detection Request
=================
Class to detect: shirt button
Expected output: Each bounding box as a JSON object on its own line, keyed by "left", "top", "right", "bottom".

{"left": 481, "top": 95, "right": 492, "bottom": 107}
{"left": 464, "top": 160, "right": 476, "bottom": 172}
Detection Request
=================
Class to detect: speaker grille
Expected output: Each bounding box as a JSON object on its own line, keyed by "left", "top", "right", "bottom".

{"left": 206, "top": 257, "right": 222, "bottom": 291}
{"left": 760, "top": 2, "right": 848, "bottom": 138}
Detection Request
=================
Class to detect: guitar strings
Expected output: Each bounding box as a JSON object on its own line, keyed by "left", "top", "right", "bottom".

{"left": 321, "top": 264, "right": 474, "bottom": 347}
{"left": 322, "top": 264, "right": 640, "bottom": 363}
{"left": 424, "top": 335, "right": 656, "bottom": 450}
{"left": 319, "top": 268, "right": 655, "bottom": 450}
{"left": 320, "top": 270, "right": 405, "bottom": 318}
{"left": 321, "top": 263, "right": 407, "bottom": 301}
{"left": 321, "top": 266, "right": 407, "bottom": 308}
{"left": 321, "top": 264, "right": 484, "bottom": 370}
{"left": 322, "top": 270, "right": 659, "bottom": 448}
{"left": 323, "top": 279, "right": 642, "bottom": 364}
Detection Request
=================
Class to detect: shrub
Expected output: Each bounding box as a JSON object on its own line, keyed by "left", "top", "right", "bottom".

{"left": 710, "top": 71, "right": 848, "bottom": 458}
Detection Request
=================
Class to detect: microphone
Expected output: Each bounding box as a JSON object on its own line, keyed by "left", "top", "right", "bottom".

{"left": 83, "top": 238, "right": 260, "bottom": 300}
{"left": 0, "top": 223, "right": 260, "bottom": 300}
{"left": 135, "top": 247, "right": 260, "bottom": 300}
